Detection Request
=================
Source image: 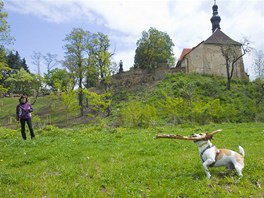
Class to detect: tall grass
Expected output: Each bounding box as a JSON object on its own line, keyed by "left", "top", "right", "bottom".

{"left": 0, "top": 123, "right": 263, "bottom": 197}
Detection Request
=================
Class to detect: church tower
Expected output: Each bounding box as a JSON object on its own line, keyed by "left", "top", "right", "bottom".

{"left": 176, "top": 0, "right": 248, "bottom": 80}
{"left": 210, "top": 0, "right": 221, "bottom": 33}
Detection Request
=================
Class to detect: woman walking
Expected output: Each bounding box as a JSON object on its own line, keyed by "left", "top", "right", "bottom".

{"left": 16, "top": 95, "right": 35, "bottom": 140}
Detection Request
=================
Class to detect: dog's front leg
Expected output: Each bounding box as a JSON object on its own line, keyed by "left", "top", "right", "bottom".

{"left": 203, "top": 159, "right": 215, "bottom": 179}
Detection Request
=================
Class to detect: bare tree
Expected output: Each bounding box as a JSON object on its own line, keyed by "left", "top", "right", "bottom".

{"left": 31, "top": 51, "right": 42, "bottom": 75}
{"left": 220, "top": 38, "right": 252, "bottom": 90}
{"left": 43, "top": 53, "right": 58, "bottom": 75}
{"left": 253, "top": 50, "right": 264, "bottom": 79}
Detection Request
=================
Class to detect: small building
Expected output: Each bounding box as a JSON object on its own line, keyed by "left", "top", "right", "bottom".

{"left": 176, "top": 1, "right": 248, "bottom": 79}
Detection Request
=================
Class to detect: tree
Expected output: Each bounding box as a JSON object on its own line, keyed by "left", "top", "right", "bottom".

{"left": 0, "top": 1, "right": 14, "bottom": 47}
{"left": 31, "top": 51, "right": 42, "bottom": 75}
{"left": 2, "top": 51, "right": 30, "bottom": 93}
{"left": 5, "top": 68, "right": 36, "bottom": 94}
{"left": 134, "top": 27, "right": 175, "bottom": 69}
{"left": 220, "top": 38, "right": 252, "bottom": 90}
{"left": 45, "top": 68, "right": 73, "bottom": 93}
{"left": 61, "top": 90, "right": 80, "bottom": 118}
{"left": 0, "top": 0, "right": 14, "bottom": 95}
{"left": 63, "top": 28, "right": 92, "bottom": 116}
{"left": 90, "top": 32, "right": 114, "bottom": 116}
{"left": 91, "top": 33, "right": 113, "bottom": 80}
{"left": 253, "top": 50, "right": 264, "bottom": 79}
{"left": 43, "top": 52, "right": 59, "bottom": 90}
{"left": 43, "top": 53, "right": 58, "bottom": 76}
{"left": 0, "top": 47, "right": 9, "bottom": 95}
{"left": 85, "top": 64, "right": 97, "bottom": 88}
{"left": 6, "top": 51, "right": 30, "bottom": 72}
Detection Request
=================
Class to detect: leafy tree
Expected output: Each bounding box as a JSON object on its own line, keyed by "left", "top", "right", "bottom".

{"left": 1, "top": 51, "right": 30, "bottom": 94}
{"left": 0, "top": 0, "right": 14, "bottom": 95}
{"left": 63, "top": 29, "right": 114, "bottom": 116}
{"left": 45, "top": 68, "right": 73, "bottom": 93}
{"left": 5, "top": 68, "right": 36, "bottom": 94}
{"left": 0, "top": 0, "right": 14, "bottom": 47}
{"left": 84, "top": 89, "right": 112, "bottom": 117}
{"left": 134, "top": 27, "right": 174, "bottom": 69}
{"left": 91, "top": 32, "right": 113, "bottom": 80}
{"left": 0, "top": 47, "right": 9, "bottom": 94}
{"left": 61, "top": 90, "right": 80, "bottom": 118}
{"left": 6, "top": 51, "right": 29, "bottom": 72}
{"left": 90, "top": 32, "right": 114, "bottom": 115}
{"left": 63, "top": 28, "right": 92, "bottom": 116}
{"left": 85, "top": 64, "right": 97, "bottom": 88}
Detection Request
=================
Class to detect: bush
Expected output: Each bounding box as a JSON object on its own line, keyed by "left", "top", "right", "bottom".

{"left": 120, "top": 101, "right": 157, "bottom": 128}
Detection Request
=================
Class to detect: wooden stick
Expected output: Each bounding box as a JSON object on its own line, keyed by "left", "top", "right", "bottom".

{"left": 156, "top": 129, "right": 222, "bottom": 141}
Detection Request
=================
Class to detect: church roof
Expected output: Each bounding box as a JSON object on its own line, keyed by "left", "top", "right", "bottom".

{"left": 204, "top": 29, "right": 241, "bottom": 45}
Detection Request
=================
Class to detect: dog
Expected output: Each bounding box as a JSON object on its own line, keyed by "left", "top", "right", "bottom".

{"left": 191, "top": 133, "right": 245, "bottom": 179}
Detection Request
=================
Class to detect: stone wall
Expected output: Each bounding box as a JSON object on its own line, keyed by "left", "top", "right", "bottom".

{"left": 111, "top": 65, "right": 185, "bottom": 88}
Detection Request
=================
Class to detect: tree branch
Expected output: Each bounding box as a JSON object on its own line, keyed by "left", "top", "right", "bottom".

{"left": 156, "top": 129, "right": 222, "bottom": 141}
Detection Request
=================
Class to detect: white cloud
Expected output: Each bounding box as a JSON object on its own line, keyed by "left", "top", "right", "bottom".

{"left": 5, "top": 0, "right": 264, "bottom": 76}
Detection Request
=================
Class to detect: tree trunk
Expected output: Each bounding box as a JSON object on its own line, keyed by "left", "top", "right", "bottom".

{"left": 78, "top": 75, "right": 84, "bottom": 116}
{"left": 78, "top": 91, "right": 84, "bottom": 116}
{"left": 226, "top": 77, "right": 231, "bottom": 90}
{"left": 104, "top": 82, "right": 112, "bottom": 116}
{"left": 225, "top": 58, "right": 231, "bottom": 90}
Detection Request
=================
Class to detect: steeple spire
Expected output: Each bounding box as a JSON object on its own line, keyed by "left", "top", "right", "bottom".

{"left": 210, "top": 0, "right": 221, "bottom": 33}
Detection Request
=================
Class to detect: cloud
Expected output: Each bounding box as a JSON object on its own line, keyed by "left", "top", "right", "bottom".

{"left": 5, "top": 0, "right": 264, "bottom": 74}
{"left": 6, "top": 0, "right": 100, "bottom": 24}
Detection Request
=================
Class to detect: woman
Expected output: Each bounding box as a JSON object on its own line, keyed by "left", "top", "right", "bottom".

{"left": 16, "top": 95, "right": 35, "bottom": 140}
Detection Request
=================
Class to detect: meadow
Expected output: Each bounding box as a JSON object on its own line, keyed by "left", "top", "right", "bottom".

{"left": 1, "top": 73, "right": 264, "bottom": 197}
{"left": 0, "top": 123, "right": 263, "bottom": 197}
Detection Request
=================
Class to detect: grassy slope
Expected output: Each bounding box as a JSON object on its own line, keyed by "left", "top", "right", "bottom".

{"left": 1, "top": 73, "right": 263, "bottom": 128}
{"left": 0, "top": 95, "right": 80, "bottom": 128}
{"left": 0, "top": 123, "right": 263, "bottom": 197}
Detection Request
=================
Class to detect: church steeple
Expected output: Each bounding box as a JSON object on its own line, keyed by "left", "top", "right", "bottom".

{"left": 210, "top": 0, "right": 221, "bottom": 33}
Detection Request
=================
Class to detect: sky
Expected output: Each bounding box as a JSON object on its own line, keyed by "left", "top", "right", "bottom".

{"left": 4, "top": 0, "right": 264, "bottom": 79}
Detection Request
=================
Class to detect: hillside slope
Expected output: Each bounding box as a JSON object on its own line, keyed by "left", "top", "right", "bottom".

{"left": 1, "top": 73, "right": 263, "bottom": 128}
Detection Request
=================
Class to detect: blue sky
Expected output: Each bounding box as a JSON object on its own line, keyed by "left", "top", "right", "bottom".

{"left": 4, "top": 0, "right": 264, "bottom": 79}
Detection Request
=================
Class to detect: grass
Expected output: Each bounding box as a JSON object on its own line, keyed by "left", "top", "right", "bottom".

{"left": 0, "top": 96, "right": 79, "bottom": 128}
{"left": 0, "top": 123, "right": 263, "bottom": 197}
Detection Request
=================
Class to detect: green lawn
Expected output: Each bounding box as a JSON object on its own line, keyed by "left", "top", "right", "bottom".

{"left": 0, "top": 123, "right": 263, "bottom": 197}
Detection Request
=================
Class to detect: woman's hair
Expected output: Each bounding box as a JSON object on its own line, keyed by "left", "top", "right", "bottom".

{"left": 19, "top": 95, "right": 28, "bottom": 102}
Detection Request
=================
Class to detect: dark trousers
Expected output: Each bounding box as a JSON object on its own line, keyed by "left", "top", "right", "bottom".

{"left": 20, "top": 118, "right": 35, "bottom": 140}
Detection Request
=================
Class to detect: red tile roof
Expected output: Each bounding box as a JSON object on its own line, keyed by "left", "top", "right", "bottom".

{"left": 178, "top": 48, "right": 192, "bottom": 61}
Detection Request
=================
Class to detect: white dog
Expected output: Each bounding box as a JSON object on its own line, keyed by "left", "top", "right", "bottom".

{"left": 192, "top": 133, "right": 245, "bottom": 179}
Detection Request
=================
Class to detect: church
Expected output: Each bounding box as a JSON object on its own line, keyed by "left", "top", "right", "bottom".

{"left": 176, "top": 1, "right": 249, "bottom": 79}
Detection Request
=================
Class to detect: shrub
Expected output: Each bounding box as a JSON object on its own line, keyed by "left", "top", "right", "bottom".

{"left": 120, "top": 101, "right": 157, "bottom": 128}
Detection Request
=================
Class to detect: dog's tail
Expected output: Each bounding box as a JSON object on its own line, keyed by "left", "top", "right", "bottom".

{"left": 238, "top": 145, "right": 245, "bottom": 157}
